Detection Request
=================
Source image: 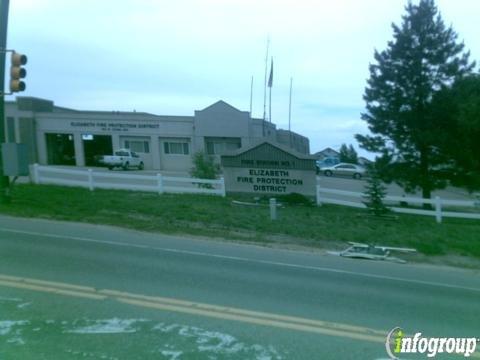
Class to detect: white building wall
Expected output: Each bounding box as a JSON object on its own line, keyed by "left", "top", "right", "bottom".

{"left": 73, "top": 134, "right": 85, "bottom": 166}
{"left": 111, "top": 134, "right": 121, "bottom": 152}
{"left": 5, "top": 97, "right": 310, "bottom": 172}
{"left": 158, "top": 137, "right": 193, "bottom": 172}
{"left": 36, "top": 130, "right": 47, "bottom": 165}
{"left": 151, "top": 136, "right": 161, "bottom": 169}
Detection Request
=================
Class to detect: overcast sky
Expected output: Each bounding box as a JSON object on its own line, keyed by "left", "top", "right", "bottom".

{"left": 5, "top": 0, "right": 480, "bottom": 156}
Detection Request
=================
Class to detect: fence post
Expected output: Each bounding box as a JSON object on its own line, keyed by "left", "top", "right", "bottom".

{"left": 87, "top": 169, "right": 94, "bottom": 191}
{"left": 316, "top": 184, "right": 322, "bottom": 206}
{"left": 270, "top": 198, "right": 277, "bottom": 220}
{"left": 435, "top": 196, "right": 442, "bottom": 223}
{"left": 220, "top": 177, "right": 226, "bottom": 197}
{"left": 33, "top": 163, "right": 40, "bottom": 184}
{"left": 157, "top": 173, "right": 163, "bottom": 194}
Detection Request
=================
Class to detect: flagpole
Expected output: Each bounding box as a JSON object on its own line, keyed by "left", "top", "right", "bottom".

{"left": 249, "top": 75, "right": 253, "bottom": 118}
{"left": 268, "top": 57, "right": 273, "bottom": 123}
{"left": 288, "top": 77, "right": 293, "bottom": 147}
{"left": 269, "top": 77, "right": 272, "bottom": 123}
{"left": 262, "top": 37, "right": 269, "bottom": 122}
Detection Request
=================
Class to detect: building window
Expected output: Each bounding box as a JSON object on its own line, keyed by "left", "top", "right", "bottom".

{"left": 164, "top": 142, "right": 189, "bottom": 155}
{"left": 205, "top": 138, "right": 241, "bottom": 155}
{"left": 125, "top": 140, "right": 150, "bottom": 153}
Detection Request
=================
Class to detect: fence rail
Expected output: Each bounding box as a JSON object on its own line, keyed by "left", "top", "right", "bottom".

{"left": 316, "top": 185, "right": 480, "bottom": 223}
{"left": 30, "top": 164, "right": 480, "bottom": 222}
{"left": 32, "top": 164, "right": 226, "bottom": 197}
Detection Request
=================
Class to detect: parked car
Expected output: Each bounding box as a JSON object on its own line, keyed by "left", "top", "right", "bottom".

{"left": 316, "top": 157, "right": 340, "bottom": 173}
{"left": 97, "top": 149, "right": 144, "bottom": 170}
{"left": 321, "top": 163, "right": 365, "bottom": 179}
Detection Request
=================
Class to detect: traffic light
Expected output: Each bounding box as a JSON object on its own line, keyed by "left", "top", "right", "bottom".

{"left": 10, "top": 51, "right": 27, "bottom": 93}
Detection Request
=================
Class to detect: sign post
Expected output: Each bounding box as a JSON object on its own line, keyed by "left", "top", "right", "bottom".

{"left": 269, "top": 198, "right": 277, "bottom": 220}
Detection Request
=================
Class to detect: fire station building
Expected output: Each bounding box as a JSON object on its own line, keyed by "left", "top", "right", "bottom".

{"left": 4, "top": 97, "right": 310, "bottom": 172}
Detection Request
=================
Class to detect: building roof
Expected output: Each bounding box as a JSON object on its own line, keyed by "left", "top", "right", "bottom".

{"left": 358, "top": 156, "right": 373, "bottom": 163}
{"left": 223, "top": 139, "right": 316, "bottom": 160}
{"left": 198, "top": 100, "right": 245, "bottom": 113}
{"left": 276, "top": 128, "right": 309, "bottom": 140}
{"left": 314, "top": 147, "right": 340, "bottom": 156}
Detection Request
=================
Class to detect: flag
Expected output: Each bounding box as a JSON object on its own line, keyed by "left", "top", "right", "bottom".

{"left": 267, "top": 58, "right": 273, "bottom": 88}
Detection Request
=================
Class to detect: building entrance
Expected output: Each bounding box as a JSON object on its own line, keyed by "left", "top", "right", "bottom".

{"left": 83, "top": 134, "right": 112, "bottom": 166}
{"left": 45, "top": 133, "right": 75, "bottom": 165}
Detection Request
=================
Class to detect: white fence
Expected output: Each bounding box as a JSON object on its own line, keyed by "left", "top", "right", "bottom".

{"left": 32, "top": 164, "right": 226, "bottom": 197}
{"left": 316, "top": 185, "right": 480, "bottom": 223}
{"left": 29, "top": 164, "right": 480, "bottom": 222}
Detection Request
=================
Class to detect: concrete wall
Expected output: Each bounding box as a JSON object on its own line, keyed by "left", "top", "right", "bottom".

{"left": 193, "top": 101, "right": 250, "bottom": 156}
{"left": 275, "top": 129, "right": 310, "bottom": 155}
{"left": 194, "top": 101, "right": 250, "bottom": 138}
{"left": 158, "top": 137, "right": 193, "bottom": 172}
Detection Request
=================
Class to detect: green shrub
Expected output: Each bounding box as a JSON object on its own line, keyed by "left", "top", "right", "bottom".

{"left": 189, "top": 151, "right": 220, "bottom": 188}
{"left": 259, "top": 193, "right": 313, "bottom": 207}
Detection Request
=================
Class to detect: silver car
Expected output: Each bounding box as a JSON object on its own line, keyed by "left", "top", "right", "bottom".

{"left": 322, "top": 163, "right": 366, "bottom": 179}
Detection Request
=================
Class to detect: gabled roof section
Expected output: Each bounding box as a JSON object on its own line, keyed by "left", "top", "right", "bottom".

{"left": 314, "top": 147, "right": 339, "bottom": 156}
{"left": 224, "top": 140, "right": 316, "bottom": 160}
{"left": 221, "top": 140, "right": 316, "bottom": 171}
{"left": 198, "top": 100, "right": 244, "bottom": 113}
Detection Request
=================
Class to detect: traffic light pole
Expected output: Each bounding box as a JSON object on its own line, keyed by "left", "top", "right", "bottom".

{"left": 0, "top": 0, "right": 11, "bottom": 203}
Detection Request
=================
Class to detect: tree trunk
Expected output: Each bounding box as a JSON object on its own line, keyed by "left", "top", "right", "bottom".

{"left": 420, "top": 147, "right": 433, "bottom": 209}
{"left": 422, "top": 187, "right": 432, "bottom": 210}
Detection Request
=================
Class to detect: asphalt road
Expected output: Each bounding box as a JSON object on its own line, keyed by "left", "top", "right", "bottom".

{"left": 317, "top": 175, "right": 476, "bottom": 201}
{"left": 1, "top": 216, "right": 479, "bottom": 359}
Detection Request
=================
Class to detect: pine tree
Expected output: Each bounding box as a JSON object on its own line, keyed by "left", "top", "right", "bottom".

{"left": 339, "top": 143, "right": 358, "bottom": 164}
{"left": 363, "top": 171, "right": 390, "bottom": 217}
{"left": 355, "top": 0, "right": 475, "bottom": 203}
{"left": 339, "top": 144, "right": 350, "bottom": 162}
{"left": 430, "top": 74, "right": 480, "bottom": 191}
{"left": 348, "top": 145, "right": 358, "bottom": 164}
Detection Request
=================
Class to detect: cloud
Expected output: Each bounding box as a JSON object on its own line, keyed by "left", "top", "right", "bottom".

{"left": 6, "top": 0, "right": 480, "bottom": 155}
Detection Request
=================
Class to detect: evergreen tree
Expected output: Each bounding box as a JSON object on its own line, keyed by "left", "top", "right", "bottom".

{"left": 363, "top": 170, "right": 390, "bottom": 217}
{"left": 430, "top": 74, "right": 480, "bottom": 191}
{"left": 348, "top": 144, "right": 358, "bottom": 164}
{"left": 355, "top": 0, "right": 475, "bottom": 202}
{"left": 339, "top": 143, "right": 358, "bottom": 164}
{"left": 339, "top": 144, "right": 350, "bottom": 162}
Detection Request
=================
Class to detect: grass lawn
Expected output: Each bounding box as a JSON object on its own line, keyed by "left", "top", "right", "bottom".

{"left": 1, "top": 184, "right": 480, "bottom": 261}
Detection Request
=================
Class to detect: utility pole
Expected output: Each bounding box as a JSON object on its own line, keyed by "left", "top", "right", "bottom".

{"left": 288, "top": 77, "right": 292, "bottom": 148}
{"left": 268, "top": 57, "right": 272, "bottom": 123}
{"left": 0, "top": 0, "right": 11, "bottom": 203}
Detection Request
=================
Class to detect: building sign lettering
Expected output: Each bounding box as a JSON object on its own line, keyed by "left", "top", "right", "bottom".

{"left": 221, "top": 142, "right": 317, "bottom": 197}
{"left": 235, "top": 169, "right": 304, "bottom": 193}
{"left": 241, "top": 159, "right": 294, "bottom": 167}
{"left": 70, "top": 121, "right": 159, "bottom": 132}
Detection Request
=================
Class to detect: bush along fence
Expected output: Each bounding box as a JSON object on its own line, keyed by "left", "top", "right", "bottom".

{"left": 31, "top": 164, "right": 226, "bottom": 197}
{"left": 316, "top": 185, "right": 480, "bottom": 223}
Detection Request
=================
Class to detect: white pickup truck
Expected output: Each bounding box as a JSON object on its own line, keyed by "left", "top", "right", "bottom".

{"left": 97, "top": 149, "right": 144, "bottom": 170}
